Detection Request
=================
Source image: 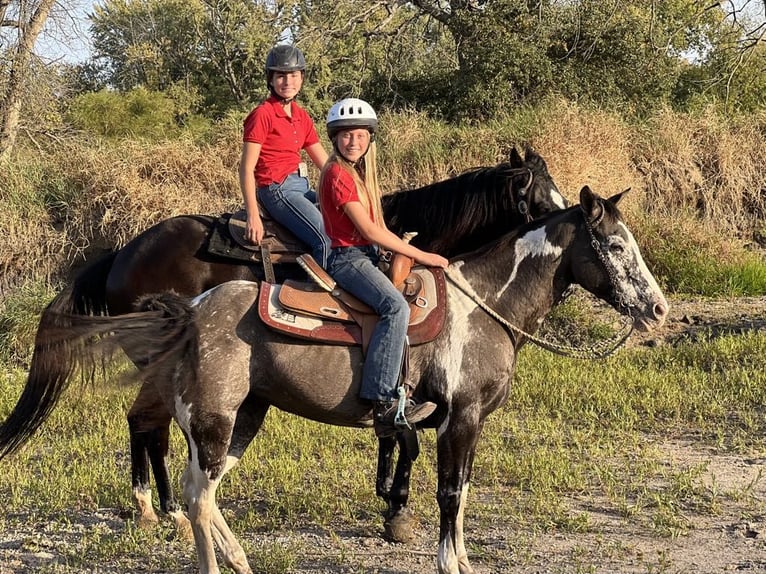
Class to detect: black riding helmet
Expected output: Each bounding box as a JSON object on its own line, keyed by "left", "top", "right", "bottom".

{"left": 265, "top": 45, "right": 306, "bottom": 102}
{"left": 265, "top": 45, "right": 306, "bottom": 78}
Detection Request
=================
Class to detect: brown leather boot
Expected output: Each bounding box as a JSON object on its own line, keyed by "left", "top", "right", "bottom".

{"left": 373, "top": 399, "right": 437, "bottom": 437}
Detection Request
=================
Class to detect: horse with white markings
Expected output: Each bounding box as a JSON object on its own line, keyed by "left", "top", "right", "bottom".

{"left": 0, "top": 186, "right": 667, "bottom": 574}
{"left": 0, "top": 148, "right": 565, "bottom": 541}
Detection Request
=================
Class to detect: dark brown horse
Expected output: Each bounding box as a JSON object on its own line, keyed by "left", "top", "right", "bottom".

{"left": 0, "top": 147, "right": 567, "bottom": 538}
{"left": 0, "top": 186, "right": 668, "bottom": 574}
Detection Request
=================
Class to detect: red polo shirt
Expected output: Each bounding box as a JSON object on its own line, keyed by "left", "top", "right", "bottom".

{"left": 320, "top": 163, "right": 374, "bottom": 248}
{"left": 242, "top": 96, "right": 321, "bottom": 187}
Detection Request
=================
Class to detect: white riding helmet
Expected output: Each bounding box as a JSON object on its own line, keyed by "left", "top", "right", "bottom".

{"left": 326, "top": 98, "right": 378, "bottom": 140}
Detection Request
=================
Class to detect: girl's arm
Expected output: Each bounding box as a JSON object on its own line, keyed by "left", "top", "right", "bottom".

{"left": 306, "top": 142, "right": 329, "bottom": 170}
{"left": 238, "top": 142, "right": 264, "bottom": 244}
{"left": 343, "top": 202, "right": 449, "bottom": 268}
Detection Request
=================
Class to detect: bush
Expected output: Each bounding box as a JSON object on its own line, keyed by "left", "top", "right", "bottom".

{"left": 66, "top": 86, "right": 212, "bottom": 140}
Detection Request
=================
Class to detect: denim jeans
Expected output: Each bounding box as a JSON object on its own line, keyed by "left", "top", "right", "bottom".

{"left": 257, "top": 173, "right": 331, "bottom": 268}
{"left": 327, "top": 246, "right": 410, "bottom": 402}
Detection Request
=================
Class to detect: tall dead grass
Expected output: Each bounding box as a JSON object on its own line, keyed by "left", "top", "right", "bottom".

{"left": 635, "top": 106, "right": 766, "bottom": 233}
{"left": 2, "top": 100, "right": 764, "bottom": 289}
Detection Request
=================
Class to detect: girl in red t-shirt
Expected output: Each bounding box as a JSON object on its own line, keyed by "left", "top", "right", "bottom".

{"left": 238, "top": 45, "right": 331, "bottom": 266}
{"left": 318, "top": 98, "right": 448, "bottom": 436}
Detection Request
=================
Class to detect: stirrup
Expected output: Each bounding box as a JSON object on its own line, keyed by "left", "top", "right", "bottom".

{"left": 393, "top": 386, "right": 411, "bottom": 430}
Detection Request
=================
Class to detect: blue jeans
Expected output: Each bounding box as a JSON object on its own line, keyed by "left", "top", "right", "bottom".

{"left": 257, "top": 174, "right": 331, "bottom": 268}
{"left": 327, "top": 246, "right": 410, "bottom": 402}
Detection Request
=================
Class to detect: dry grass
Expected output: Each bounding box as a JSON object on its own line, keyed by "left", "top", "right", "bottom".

{"left": 53, "top": 138, "right": 241, "bottom": 249}
{"left": 532, "top": 99, "right": 643, "bottom": 214}
{"left": 2, "top": 101, "right": 765, "bottom": 289}
{"left": 636, "top": 106, "right": 766, "bottom": 233}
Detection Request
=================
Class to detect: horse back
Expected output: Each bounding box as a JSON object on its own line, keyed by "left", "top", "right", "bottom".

{"left": 105, "top": 215, "right": 259, "bottom": 314}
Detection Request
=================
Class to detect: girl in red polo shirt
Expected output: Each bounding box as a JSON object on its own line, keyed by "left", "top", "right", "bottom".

{"left": 319, "top": 98, "right": 448, "bottom": 436}
{"left": 239, "top": 45, "right": 331, "bottom": 266}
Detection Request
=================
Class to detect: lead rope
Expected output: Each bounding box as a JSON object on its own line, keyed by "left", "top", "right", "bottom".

{"left": 443, "top": 268, "right": 633, "bottom": 360}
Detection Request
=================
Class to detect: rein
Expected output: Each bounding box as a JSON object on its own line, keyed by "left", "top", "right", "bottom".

{"left": 442, "top": 211, "right": 635, "bottom": 360}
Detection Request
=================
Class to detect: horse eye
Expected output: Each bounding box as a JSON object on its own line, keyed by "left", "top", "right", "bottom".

{"left": 610, "top": 241, "right": 625, "bottom": 255}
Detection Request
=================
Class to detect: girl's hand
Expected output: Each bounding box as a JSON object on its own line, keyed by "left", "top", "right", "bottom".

{"left": 415, "top": 252, "right": 449, "bottom": 269}
{"left": 245, "top": 213, "right": 265, "bottom": 244}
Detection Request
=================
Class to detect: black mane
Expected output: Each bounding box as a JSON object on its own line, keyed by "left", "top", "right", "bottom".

{"left": 382, "top": 150, "right": 556, "bottom": 257}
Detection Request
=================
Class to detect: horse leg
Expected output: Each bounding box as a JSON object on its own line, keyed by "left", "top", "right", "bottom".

{"left": 181, "top": 415, "right": 253, "bottom": 574}
{"left": 436, "top": 414, "right": 483, "bottom": 574}
{"left": 381, "top": 433, "right": 418, "bottom": 543}
{"left": 128, "top": 383, "right": 191, "bottom": 538}
{"left": 205, "top": 397, "right": 270, "bottom": 571}
{"left": 208, "top": 456, "right": 252, "bottom": 574}
{"left": 127, "top": 384, "right": 163, "bottom": 529}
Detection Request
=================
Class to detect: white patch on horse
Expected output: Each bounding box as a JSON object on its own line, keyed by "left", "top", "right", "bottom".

{"left": 174, "top": 395, "right": 192, "bottom": 433}
{"left": 551, "top": 188, "right": 567, "bottom": 210}
{"left": 609, "top": 222, "right": 665, "bottom": 307}
{"left": 190, "top": 280, "right": 254, "bottom": 307}
{"left": 497, "top": 227, "right": 563, "bottom": 298}
{"left": 622, "top": 222, "right": 664, "bottom": 294}
{"left": 437, "top": 263, "right": 477, "bottom": 400}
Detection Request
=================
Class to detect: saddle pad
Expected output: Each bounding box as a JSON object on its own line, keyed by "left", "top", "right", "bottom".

{"left": 206, "top": 213, "right": 259, "bottom": 263}
{"left": 259, "top": 282, "right": 362, "bottom": 345}
{"left": 279, "top": 280, "right": 355, "bottom": 323}
{"left": 227, "top": 209, "right": 306, "bottom": 257}
{"left": 258, "top": 268, "right": 448, "bottom": 347}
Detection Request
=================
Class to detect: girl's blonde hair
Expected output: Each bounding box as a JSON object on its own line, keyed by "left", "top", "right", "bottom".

{"left": 319, "top": 140, "right": 383, "bottom": 225}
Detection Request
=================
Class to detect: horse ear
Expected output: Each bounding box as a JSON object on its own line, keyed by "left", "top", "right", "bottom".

{"left": 524, "top": 146, "right": 539, "bottom": 161}
{"left": 608, "top": 187, "right": 631, "bottom": 205}
{"left": 509, "top": 147, "right": 523, "bottom": 167}
{"left": 579, "top": 185, "right": 605, "bottom": 224}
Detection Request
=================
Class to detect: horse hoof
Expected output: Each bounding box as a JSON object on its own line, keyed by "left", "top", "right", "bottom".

{"left": 170, "top": 510, "right": 194, "bottom": 543}
{"left": 383, "top": 507, "right": 417, "bottom": 544}
{"left": 135, "top": 511, "right": 160, "bottom": 530}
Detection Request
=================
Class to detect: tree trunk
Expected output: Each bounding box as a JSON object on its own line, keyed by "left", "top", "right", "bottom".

{"left": 0, "top": 0, "right": 57, "bottom": 161}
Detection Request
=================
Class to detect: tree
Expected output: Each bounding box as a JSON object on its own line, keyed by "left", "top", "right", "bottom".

{"left": 89, "top": 0, "right": 296, "bottom": 114}
{"left": 0, "top": 0, "right": 58, "bottom": 160}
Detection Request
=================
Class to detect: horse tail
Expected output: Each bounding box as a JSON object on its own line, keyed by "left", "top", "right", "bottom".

{"left": 0, "top": 290, "right": 198, "bottom": 460}
{"left": 69, "top": 251, "right": 117, "bottom": 315}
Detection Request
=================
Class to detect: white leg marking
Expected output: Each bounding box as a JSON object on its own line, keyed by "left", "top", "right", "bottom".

{"left": 455, "top": 483, "right": 473, "bottom": 573}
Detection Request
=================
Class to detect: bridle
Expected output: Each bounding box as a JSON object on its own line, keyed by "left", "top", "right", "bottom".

{"left": 510, "top": 168, "right": 535, "bottom": 224}
{"left": 443, "top": 208, "right": 634, "bottom": 360}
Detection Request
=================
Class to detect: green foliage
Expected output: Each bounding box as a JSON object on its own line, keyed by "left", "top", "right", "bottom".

{"left": 0, "top": 280, "right": 54, "bottom": 366}
{"left": 65, "top": 86, "right": 210, "bottom": 140}
{"left": 76, "top": 1, "right": 766, "bottom": 121}
{"left": 89, "top": 0, "right": 289, "bottom": 114}
{"left": 639, "top": 218, "right": 766, "bottom": 296}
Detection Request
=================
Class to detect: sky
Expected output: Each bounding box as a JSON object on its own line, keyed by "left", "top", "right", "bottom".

{"left": 36, "top": 0, "right": 97, "bottom": 64}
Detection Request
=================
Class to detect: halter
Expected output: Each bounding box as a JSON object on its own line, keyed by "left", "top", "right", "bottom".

{"left": 443, "top": 209, "right": 634, "bottom": 360}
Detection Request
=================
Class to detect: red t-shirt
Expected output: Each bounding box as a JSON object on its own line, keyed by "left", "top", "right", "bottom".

{"left": 320, "top": 163, "right": 374, "bottom": 248}
{"left": 242, "top": 96, "right": 321, "bottom": 187}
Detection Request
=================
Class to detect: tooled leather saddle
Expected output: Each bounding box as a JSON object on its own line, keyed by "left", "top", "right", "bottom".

{"left": 257, "top": 253, "right": 447, "bottom": 351}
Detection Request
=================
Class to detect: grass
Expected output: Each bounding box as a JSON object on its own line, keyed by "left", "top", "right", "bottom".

{"left": 1, "top": 330, "right": 765, "bottom": 570}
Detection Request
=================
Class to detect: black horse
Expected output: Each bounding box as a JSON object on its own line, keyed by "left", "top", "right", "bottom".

{"left": 0, "top": 147, "right": 567, "bottom": 539}
{"left": 0, "top": 186, "right": 668, "bottom": 574}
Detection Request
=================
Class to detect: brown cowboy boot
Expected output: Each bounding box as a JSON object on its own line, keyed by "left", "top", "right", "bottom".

{"left": 373, "top": 398, "right": 437, "bottom": 437}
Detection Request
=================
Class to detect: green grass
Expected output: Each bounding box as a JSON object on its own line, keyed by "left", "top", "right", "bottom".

{"left": 1, "top": 329, "right": 765, "bottom": 570}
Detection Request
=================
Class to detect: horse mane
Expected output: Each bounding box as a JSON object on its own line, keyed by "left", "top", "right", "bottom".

{"left": 382, "top": 163, "right": 532, "bottom": 254}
